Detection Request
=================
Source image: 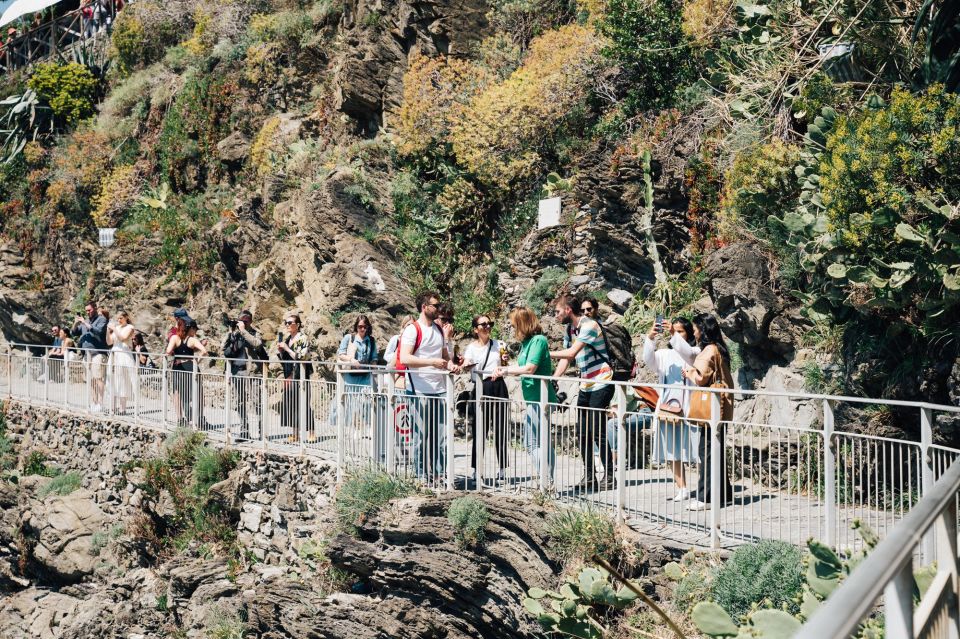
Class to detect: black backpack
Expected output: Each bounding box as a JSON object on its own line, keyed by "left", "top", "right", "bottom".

{"left": 597, "top": 321, "right": 636, "bottom": 382}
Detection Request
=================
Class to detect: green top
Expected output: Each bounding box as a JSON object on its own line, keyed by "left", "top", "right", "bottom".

{"left": 518, "top": 334, "right": 559, "bottom": 404}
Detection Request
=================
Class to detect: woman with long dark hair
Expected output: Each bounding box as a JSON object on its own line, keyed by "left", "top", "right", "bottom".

{"left": 643, "top": 316, "right": 700, "bottom": 501}
{"left": 683, "top": 314, "right": 735, "bottom": 511}
{"left": 463, "top": 313, "right": 510, "bottom": 484}
{"left": 336, "top": 314, "right": 380, "bottom": 454}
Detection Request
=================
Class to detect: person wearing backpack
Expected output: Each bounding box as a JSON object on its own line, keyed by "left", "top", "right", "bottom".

{"left": 335, "top": 315, "right": 381, "bottom": 457}
{"left": 398, "top": 291, "right": 461, "bottom": 484}
{"left": 550, "top": 294, "right": 616, "bottom": 493}
{"left": 222, "top": 310, "right": 266, "bottom": 440}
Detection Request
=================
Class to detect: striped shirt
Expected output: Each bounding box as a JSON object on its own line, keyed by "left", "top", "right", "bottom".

{"left": 567, "top": 317, "right": 612, "bottom": 392}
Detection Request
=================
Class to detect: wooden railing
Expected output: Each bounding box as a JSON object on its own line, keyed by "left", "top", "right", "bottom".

{"left": 0, "top": 4, "right": 116, "bottom": 75}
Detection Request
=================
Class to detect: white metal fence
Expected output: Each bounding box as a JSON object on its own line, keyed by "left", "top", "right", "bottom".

{"left": 3, "top": 342, "right": 960, "bottom": 551}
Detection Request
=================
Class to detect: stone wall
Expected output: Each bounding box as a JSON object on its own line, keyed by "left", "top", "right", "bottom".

{"left": 3, "top": 401, "right": 338, "bottom": 566}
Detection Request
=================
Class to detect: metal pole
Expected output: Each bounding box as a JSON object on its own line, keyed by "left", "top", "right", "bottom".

{"left": 935, "top": 497, "right": 960, "bottom": 639}
{"left": 224, "top": 363, "right": 232, "bottom": 446}
{"left": 615, "top": 384, "right": 627, "bottom": 523}
{"left": 336, "top": 369, "right": 345, "bottom": 482}
{"left": 6, "top": 348, "right": 12, "bottom": 399}
{"left": 884, "top": 560, "right": 915, "bottom": 639}
{"left": 298, "top": 363, "right": 307, "bottom": 455}
{"left": 261, "top": 365, "right": 268, "bottom": 450}
{"left": 386, "top": 372, "right": 396, "bottom": 473}
{"left": 85, "top": 353, "right": 92, "bottom": 412}
{"left": 539, "top": 378, "right": 548, "bottom": 493}
{"left": 42, "top": 349, "right": 49, "bottom": 406}
{"left": 823, "top": 399, "right": 837, "bottom": 549}
{"left": 710, "top": 393, "right": 722, "bottom": 550}
{"left": 134, "top": 361, "right": 140, "bottom": 423}
{"left": 161, "top": 357, "right": 168, "bottom": 428}
{"left": 475, "top": 372, "right": 485, "bottom": 492}
{"left": 445, "top": 373, "right": 455, "bottom": 491}
{"left": 191, "top": 357, "right": 200, "bottom": 429}
{"left": 922, "top": 406, "right": 935, "bottom": 562}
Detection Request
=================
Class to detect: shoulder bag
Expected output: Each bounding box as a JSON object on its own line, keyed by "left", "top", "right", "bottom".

{"left": 687, "top": 347, "right": 727, "bottom": 425}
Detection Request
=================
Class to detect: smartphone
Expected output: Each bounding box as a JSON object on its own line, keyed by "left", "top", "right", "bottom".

{"left": 655, "top": 314, "right": 664, "bottom": 333}
{"left": 276, "top": 331, "right": 283, "bottom": 343}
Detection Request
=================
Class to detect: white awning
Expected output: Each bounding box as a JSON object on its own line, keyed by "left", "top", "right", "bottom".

{"left": 0, "top": 0, "right": 62, "bottom": 28}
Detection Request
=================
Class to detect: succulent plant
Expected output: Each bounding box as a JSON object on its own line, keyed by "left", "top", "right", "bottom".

{"left": 523, "top": 566, "right": 641, "bottom": 638}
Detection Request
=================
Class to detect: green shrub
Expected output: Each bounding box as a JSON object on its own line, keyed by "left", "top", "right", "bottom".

{"left": 709, "top": 540, "right": 803, "bottom": 619}
{"left": 38, "top": 471, "right": 82, "bottom": 498}
{"left": 447, "top": 497, "right": 490, "bottom": 548}
{"left": 28, "top": 62, "right": 98, "bottom": 126}
{"left": 192, "top": 446, "right": 239, "bottom": 496}
{"left": 23, "top": 451, "right": 60, "bottom": 477}
{"left": 545, "top": 508, "right": 620, "bottom": 564}
{"left": 206, "top": 609, "right": 247, "bottom": 639}
{"left": 596, "top": 0, "right": 695, "bottom": 116}
{"left": 335, "top": 470, "right": 414, "bottom": 536}
{"left": 523, "top": 267, "right": 568, "bottom": 315}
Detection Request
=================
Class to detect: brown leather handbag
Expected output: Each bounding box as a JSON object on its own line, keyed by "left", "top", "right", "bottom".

{"left": 687, "top": 348, "right": 727, "bottom": 425}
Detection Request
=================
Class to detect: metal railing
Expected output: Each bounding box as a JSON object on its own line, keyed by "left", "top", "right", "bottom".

{"left": 798, "top": 454, "right": 960, "bottom": 638}
{"left": 3, "top": 341, "right": 960, "bottom": 551}
{"left": 1, "top": 4, "right": 117, "bottom": 75}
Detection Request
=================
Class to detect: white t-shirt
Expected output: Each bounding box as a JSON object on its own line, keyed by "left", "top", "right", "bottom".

{"left": 464, "top": 339, "right": 501, "bottom": 379}
{"left": 400, "top": 320, "right": 445, "bottom": 395}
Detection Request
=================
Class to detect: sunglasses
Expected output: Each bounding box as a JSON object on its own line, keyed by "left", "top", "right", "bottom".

{"left": 476, "top": 322, "right": 493, "bottom": 328}
{"left": 284, "top": 320, "right": 296, "bottom": 325}
{"left": 581, "top": 307, "right": 595, "bottom": 312}
{"left": 357, "top": 324, "right": 369, "bottom": 329}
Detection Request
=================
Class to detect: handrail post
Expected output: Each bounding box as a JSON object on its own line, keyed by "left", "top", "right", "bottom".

{"left": 224, "top": 362, "right": 232, "bottom": 446}
{"left": 475, "top": 371, "right": 485, "bottom": 492}
{"left": 42, "top": 349, "right": 49, "bottom": 406}
{"left": 710, "top": 393, "right": 722, "bottom": 550}
{"left": 6, "top": 347, "right": 12, "bottom": 398}
{"left": 884, "top": 560, "right": 915, "bottom": 638}
{"left": 445, "top": 373, "right": 455, "bottom": 491}
{"left": 298, "top": 363, "right": 307, "bottom": 455}
{"left": 823, "top": 399, "right": 836, "bottom": 549}
{"left": 922, "top": 406, "right": 935, "bottom": 562}
{"left": 539, "top": 378, "right": 548, "bottom": 493}
{"left": 161, "top": 357, "right": 168, "bottom": 427}
{"left": 336, "top": 369, "right": 345, "bottom": 482}
{"left": 386, "top": 371, "right": 396, "bottom": 473}
{"left": 615, "top": 384, "right": 627, "bottom": 523}
{"left": 370, "top": 372, "right": 379, "bottom": 467}
{"left": 191, "top": 357, "right": 200, "bottom": 429}
{"left": 134, "top": 361, "right": 140, "bottom": 423}
{"left": 261, "top": 365, "right": 269, "bottom": 450}
{"left": 85, "top": 353, "right": 92, "bottom": 412}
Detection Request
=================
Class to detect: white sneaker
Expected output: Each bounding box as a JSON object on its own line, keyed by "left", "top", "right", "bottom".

{"left": 687, "top": 499, "right": 707, "bottom": 511}
{"left": 671, "top": 488, "right": 691, "bottom": 501}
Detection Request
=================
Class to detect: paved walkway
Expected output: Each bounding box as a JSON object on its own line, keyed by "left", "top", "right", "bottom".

{"left": 2, "top": 371, "right": 910, "bottom": 551}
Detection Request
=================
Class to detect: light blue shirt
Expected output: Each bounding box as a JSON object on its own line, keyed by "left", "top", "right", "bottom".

{"left": 338, "top": 334, "right": 378, "bottom": 387}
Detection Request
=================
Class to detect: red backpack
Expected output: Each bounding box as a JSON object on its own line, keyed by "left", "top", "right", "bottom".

{"left": 394, "top": 321, "right": 440, "bottom": 379}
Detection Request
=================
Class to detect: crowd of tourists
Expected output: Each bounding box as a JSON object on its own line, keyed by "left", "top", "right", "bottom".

{"left": 28, "top": 290, "right": 735, "bottom": 509}
{"left": 1, "top": 0, "right": 125, "bottom": 70}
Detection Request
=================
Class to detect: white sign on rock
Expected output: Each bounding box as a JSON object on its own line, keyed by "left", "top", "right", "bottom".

{"left": 538, "top": 197, "right": 561, "bottom": 230}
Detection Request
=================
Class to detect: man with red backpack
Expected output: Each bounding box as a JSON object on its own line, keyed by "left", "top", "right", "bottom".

{"left": 398, "top": 291, "right": 461, "bottom": 484}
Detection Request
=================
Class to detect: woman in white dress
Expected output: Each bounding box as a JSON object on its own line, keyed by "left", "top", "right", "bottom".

{"left": 643, "top": 317, "right": 700, "bottom": 501}
{"left": 107, "top": 310, "right": 137, "bottom": 415}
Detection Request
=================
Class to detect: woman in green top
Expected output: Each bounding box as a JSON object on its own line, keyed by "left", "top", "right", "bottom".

{"left": 492, "top": 307, "right": 556, "bottom": 483}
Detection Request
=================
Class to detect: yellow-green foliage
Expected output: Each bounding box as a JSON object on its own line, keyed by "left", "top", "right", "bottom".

{"left": 682, "top": 0, "right": 733, "bottom": 42}
{"left": 394, "top": 53, "right": 491, "bottom": 157}
{"left": 110, "top": 13, "right": 147, "bottom": 76}
{"left": 820, "top": 85, "right": 960, "bottom": 250}
{"left": 720, "top": 139, "right": 800, "bottom": 238}
{"left": 250, "top": 116, "right": 283, "bottom": 177}
{"left": 28, "top": 63, "right": 98, "bottom": 126}
{"left": 91, "top": 165, "right": 141, "bottom": 227}
{"left": 182, "top": 8, "right": 215, "bottom": 56}
{"left": 44, "top": 130, "right": 114, "bottom": 216}
{"left": 450, "top": 24, "right": 605, "bottom": 190}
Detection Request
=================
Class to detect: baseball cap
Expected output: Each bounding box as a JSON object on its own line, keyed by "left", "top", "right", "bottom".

{"left": 173, "top": 308, "right": 189, "bottom": 320}
{"left": 239, "top": 309, "right": 253, "bottom": 320}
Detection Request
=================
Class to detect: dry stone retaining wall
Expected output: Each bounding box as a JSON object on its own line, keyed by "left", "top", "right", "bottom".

{"left": 3, "top": 401, "right": 337, "bottom": 566}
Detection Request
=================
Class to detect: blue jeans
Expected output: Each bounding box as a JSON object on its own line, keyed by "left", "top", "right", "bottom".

{"left": 406, "top": 390, "right": 446, "bottom": 479}
{"left": 605, "top": 409, "right": 654, "bottom": 451}
{"left": 524, "top": 403, "right": 555, "bottom": 481}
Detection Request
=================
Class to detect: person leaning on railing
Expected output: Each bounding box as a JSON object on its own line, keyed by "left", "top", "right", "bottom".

{"left": 682, "top": 314, "right": 735, "bottom": 511}
{"left": 492, "top": 307, "right": 556, "bottom": 486}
